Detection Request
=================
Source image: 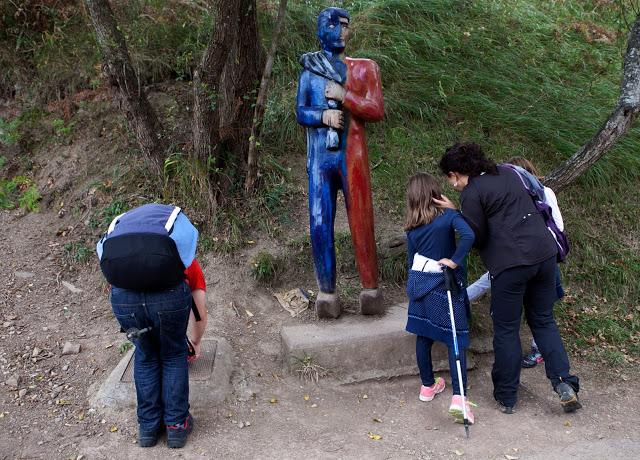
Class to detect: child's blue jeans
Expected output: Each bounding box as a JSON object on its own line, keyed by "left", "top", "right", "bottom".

{"left": 111, "top": 283, "right": 191, "bottom": 432}
{"left": 416, "top": 335, "right": 467, "bottom": 395}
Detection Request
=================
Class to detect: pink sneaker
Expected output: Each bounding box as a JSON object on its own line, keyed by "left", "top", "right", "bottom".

{"left": 449, "top": 395, "right": 476, "bottom": 425}
{"left": 419, "top": 377, "right": 445, "bottom": 402}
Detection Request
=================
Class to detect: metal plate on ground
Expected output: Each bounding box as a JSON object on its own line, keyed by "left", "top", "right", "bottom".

{"left": 120, "top": 340, "right": 218, "bottom": 383}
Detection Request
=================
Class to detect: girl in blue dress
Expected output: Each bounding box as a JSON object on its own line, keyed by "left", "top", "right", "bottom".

{"left": 404, "top": 173, "right": 476, "bottom": 424}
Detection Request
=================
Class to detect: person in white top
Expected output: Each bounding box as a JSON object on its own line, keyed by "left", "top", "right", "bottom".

{"left": 466, "top": 157, "right": 565, "bottom": 368}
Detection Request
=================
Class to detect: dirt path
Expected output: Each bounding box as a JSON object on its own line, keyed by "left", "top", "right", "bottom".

{"left": 2, "top": 207, "right": 639, "bottom": 460}
{"left": 78, "top": 356, "right": 640, "bottom": 460}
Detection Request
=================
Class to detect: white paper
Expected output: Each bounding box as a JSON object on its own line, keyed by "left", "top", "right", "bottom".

{"left": 411, "top": 253, "right": 443, "bottom": 273}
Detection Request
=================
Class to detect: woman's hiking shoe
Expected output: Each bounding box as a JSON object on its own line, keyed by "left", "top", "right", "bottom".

{"left": 521, "top": 347, "right": 544, "bottom": 368}
{"left": 419, "top": 377, "right": 445, "bottom": 402}
{"left": 497, "top": 401, "right": 515, "bottom": 414}
{"left": 448, "top": 395, "right": 476, "bottom": 425}
{"left": 555, "top": 382, "right": 582, "bottom": 413}
{"left": 138, "top": 426, "right": 162, "bottom": 448}
{"left": 167, "top": 414, "right": 194, "bottom": 449}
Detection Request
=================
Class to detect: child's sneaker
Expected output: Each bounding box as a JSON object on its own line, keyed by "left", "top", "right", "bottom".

{"left": 449, "top": 395, "right": 476, "bottom": 425}
{"left": 419, "top": 377, "right": 445, "bottom": 402}
{"left": 138, "top": 426, "right": 162, "bottom": 448}
{"left": 166, "top": 414, "right": 194, "bottom": 449}
{"left": 521, "top": 347, "right": 543, "bottom": 368}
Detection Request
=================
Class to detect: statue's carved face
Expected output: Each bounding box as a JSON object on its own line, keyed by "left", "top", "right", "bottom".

{"left": 317, "top": 8, "right": 350, "bottom": 53}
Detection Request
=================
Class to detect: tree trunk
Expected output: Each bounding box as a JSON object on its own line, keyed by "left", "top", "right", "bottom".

{"left": 544, "top": 14, "right": 640, "bottom": 191}
{"left": 245, "top": 0, "right": 288, "bottom": 194}
{"left": 218, "top": 0, "right": 263, "bottom": 180}
{"left": 192, "top": 0, "right": 237, "bottom": 163}
{"left": 192, "top": 0, "right": 262, "bottom": 199}
{"left": 84, "top": 0, "right": 165, "bottom": 168}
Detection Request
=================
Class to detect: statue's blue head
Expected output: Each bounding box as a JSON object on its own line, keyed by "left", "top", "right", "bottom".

{"left": 317, "top": 7, "right": 350, "bottom": 53}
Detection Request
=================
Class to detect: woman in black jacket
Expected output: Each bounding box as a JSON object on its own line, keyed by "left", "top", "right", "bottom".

{"left": 435, "top": 142, "right": 581, "bottom": 414}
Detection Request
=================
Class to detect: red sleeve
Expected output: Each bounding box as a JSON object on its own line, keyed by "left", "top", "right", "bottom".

{"left": 342, "top": 60, "right": 384, "bottom": 122}
{"left": 184, "top": 259, "right": 206, "bottom": 291}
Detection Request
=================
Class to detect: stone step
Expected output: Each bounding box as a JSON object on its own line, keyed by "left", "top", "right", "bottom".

{"left": 281, "top": 303, "right": 480, "bottom": 383}
{"left": 89, "top": 337, "right": 233, "bottom": 411}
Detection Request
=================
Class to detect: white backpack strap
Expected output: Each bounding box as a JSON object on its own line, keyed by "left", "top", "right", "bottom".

{"left": 107, "top": 212, "right": 127, "bottom": 234}
{"left": 165, "top": 206, "right": 182, "bottom": 232}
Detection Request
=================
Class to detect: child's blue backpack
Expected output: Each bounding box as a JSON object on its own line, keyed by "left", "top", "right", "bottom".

{"left": 504, "top": 164, "right": 570, "bottom": 262}
{"left": 96, "top": 203, "right": 198, "bottom": 291}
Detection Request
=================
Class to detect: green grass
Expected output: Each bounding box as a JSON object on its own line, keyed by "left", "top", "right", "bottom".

{"left": 1, "top": 1, "right": 213, "bottom": 101}
{"left": 0, "top": 116, "right": 21, "bottom": 145}
{"left": 64, "top": 241, "right": 93, "bottom": 264}
{"left": 89, "top": 199, "right": 128, "bottom": 229}
{"left": 251, "top": 250, "right": 282, "bottom": 285}
{"left": 0, "top": 176, "right": 40, "bottom": 212}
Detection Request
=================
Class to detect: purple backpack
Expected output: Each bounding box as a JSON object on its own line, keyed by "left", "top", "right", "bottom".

{"left": 504, "top": 165, "right": 570, "bottom": 262}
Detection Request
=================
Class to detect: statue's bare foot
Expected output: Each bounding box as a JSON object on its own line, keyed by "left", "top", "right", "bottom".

{"left": 360, "top": 288, "right": 384, "bottom": 315}
{"left": 315, "top": 292, "right": 341, "bottom": 319}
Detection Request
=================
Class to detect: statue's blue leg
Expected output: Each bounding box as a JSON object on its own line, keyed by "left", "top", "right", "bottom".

{"left": 308, "top": 154, "right": 339, "bottom": 294}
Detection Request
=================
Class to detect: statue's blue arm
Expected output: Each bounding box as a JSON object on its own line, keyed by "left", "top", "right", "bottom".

{"left": 296, "top": 70, "right": 325, "bottom": 127}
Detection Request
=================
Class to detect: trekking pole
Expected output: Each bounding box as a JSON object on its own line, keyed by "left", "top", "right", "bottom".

{"left": 443, "top": 266, "right": 470, "bottom": 439}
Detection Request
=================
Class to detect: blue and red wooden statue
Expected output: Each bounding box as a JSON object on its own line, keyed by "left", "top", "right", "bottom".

{"left": 296, "top": 7, "right": 385, "bottom": 318}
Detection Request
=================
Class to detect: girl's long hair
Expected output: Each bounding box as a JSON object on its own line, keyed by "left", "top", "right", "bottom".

{"left": 507, "top": 156, "right": 542, "bottom": 179}
{"left": 404, "top": 173, "right": 444, "bottom": 231}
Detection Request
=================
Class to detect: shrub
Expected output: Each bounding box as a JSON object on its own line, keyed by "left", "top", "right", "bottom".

{"left": 250, "top": 250, "right": 280, "bottom": 285}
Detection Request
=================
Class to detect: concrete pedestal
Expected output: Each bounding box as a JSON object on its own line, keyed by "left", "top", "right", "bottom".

{"left": 281, "top": 303, "right": 476, "bottom": 383}
{"left": 89, "top": 337, "right": 233, "bottom": 411}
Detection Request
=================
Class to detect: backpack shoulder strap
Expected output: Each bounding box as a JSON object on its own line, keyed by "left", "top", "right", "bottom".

{"left": 503, "top": 164, "right": 527, "bottom": 188}
{"left": 503, "top": 164, "right": 536, "bottom": 197}
{"left": 107, "top": 212, "right": 127, "bottom": 235}
{"left": 165, "top": 206, "right": 182, "bottom": 232}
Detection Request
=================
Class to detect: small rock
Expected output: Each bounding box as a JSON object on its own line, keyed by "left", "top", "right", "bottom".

{"left": 18, "top": 389, "right": 27, "bottom": 398}
{"left": 62, "top": 364, "right": 69, "bottom": 372}
{"left": 32, "top": 347, "right": 41, "bottom": 357}
{"left": 238, "top": 422, "right": 245, "bottom": 429}
{"left": 245, "top": 421, "right": 251, "bottom": 427}
{"left": 15, "top": 271, "right": 35, "bottom": 279}
{"left": 62, "top": 282, "right": 83, "bottom": 294}
{"left": 3, "top": 321, "right": 14, "bottom": 328}
{"left": 5, "top": 374, "right": 20, "bottom": 388}
{"left": 62, "top": 342, "right": 81, "bottom": 355}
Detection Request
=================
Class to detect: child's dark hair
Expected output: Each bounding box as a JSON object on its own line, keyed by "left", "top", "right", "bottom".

{"left": 439, "top": 142, "right": 498, "bottom": 177}
{"left": 404, "top": 173, "right": 444, "bottom": 231}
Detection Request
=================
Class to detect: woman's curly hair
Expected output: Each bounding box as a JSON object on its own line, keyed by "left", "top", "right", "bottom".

{"left": 439, "top": 142, "right": 498, "bottom": 177}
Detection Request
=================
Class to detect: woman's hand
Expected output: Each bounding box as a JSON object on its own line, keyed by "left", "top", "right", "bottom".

{"left": 433, "top": 194, "right": 456, "bottom": 210}
{"left": 438, "top": 258, "right": 458, "bottom": 269}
